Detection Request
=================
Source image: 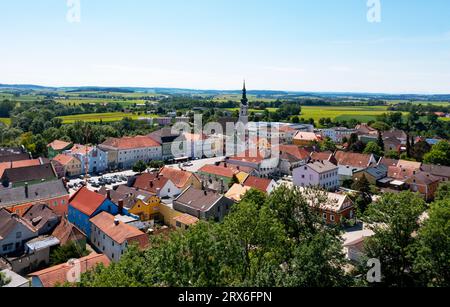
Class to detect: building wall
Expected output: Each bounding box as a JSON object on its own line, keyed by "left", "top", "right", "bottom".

{"left": 117, "top": 146, "right": 162, "bottom": 169}
{"left": 5, "top": 194, "right": 69, "bottom": 216}
{"left": 0, "top": 222, "right": 36, "bottom": 256}
{"left": 90, "top": 224, "right": 127, "bottom": 262}
{"left": 293, "top": 165, "right": 339, "bottom": 190}
{"left": 128, "top": 197, "right": 161, "bottom": 221}
{"left": 159, "top": 203, "right": 184, "bottom": 228}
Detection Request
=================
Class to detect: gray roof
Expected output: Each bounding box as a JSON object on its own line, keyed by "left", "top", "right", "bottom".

{"left": 0, "top": 179, "right": 68, "bottom": 208}
{"left": 22, "top": 204, "right": 61, "bottom": 230}
{"left": 1, "top": 163, "right": 56, "bottom": 184}
{"left": 364, "top": 165, "right": 388, "bottom": 180}
{"left": 0, "top": 209, "right": 36, "bottom": 240}
{"left": 307, "top": 161, "right": 338, "bottom": 173}
{"left": 25, "top": 236, "right": 60, "bottom": 252}
{"left": 174, "top": 187, "right": 226, "bottom": 212}
{"left": 1, "top": 269, "right": 30, "bottom": 287}
{"left": 421, "top": 164, "right": 450, "bottom": 178}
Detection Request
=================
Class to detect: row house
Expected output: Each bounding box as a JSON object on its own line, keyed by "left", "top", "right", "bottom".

{"left": 0, "top": 179, "right": 69, "bottom": 216}
{"left": 66, "top": 144, "right": 108, "bottom": 175}
{"left": 99, "top": 136, "right": 162, "bottom": 170}
{"left": 132, "top": 173, "right": 180, "bottom": 198}
{"left": 334, "top": 151, "right": 377, "bottom": 183}
{"left": 51, "top": 154, "right": 82, "bottom": 178}
{"left": 321, "top": 127, "right": 356, "bottom": 144}
{"left": 90, "top": 212, "right": 149, "bottom": 262}
{"left": 277, "top": 145, "right": 310, "bottom": 176}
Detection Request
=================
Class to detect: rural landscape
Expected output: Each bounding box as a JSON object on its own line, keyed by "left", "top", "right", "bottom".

{"left": 1, "top": 0, "right": 449, "bottom": 301}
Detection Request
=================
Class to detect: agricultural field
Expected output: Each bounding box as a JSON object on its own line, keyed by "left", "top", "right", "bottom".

{"left": 58, "top": 112, "right": 157, "bottom": 124}
{"left": 0, "top": 118, "right": 11, "bottom": 125}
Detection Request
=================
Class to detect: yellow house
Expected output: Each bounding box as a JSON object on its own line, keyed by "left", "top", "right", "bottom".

{"left": 52, "top": 154, "right": 82, "bottom": 177}
{"left": 159, "top": 201, "right": 185, "bottom": 228}
{"left": 127, "top": 195, "right": 161, "bottom": 221}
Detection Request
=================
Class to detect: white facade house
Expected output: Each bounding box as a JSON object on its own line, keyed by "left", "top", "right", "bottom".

{"left": 67, "top": 145, "right": 109, "bottom": 174}
{"left": 0, "top": 209, "right": 37, "bottom": 256}
{"left": 90, "top": 212, "right": 148, "bottom": 262}
{"left": 321, "top": 127, "right": 356, "bottom": 143}
{"left": 293, "top": 161, "right": 339, "bottom": 191}
{"left": 99, "top": 136, "right": 162, "bottom": 169}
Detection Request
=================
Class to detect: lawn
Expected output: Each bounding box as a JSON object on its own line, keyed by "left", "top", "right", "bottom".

{"left": 300, "top": 106, "right": 390, "bottom": 123}
{"left": 0, "top": 118, "right": 11, "bottom": 125}
{"left": 58, "top": 112, "right": 157, "bottom": 124}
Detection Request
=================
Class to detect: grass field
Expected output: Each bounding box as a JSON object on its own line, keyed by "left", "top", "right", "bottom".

{"left": 58, "top": 112, "right": 157, "bottom": 124}
{"left": 0, "top": 118, "right": 11, "bottom": 125}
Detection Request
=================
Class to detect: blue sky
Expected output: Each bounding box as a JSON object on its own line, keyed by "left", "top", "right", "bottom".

{"left": 1, "top": 0, "right": 449, "bottom": 93}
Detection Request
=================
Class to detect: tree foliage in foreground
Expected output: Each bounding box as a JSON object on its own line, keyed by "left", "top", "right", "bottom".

{"left": 77, "top": 186, "right": 353, "bottom": 287}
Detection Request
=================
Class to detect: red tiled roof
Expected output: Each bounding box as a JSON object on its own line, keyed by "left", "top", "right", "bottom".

{"left": 198, "top": 164, "right": 237, "bottom": 178}
{"left": 217, "top": 162, "right": 255, "bottom": 174}
{"left": 90, "top": 212, "right": 149, "bottom": 247}
{"left": 278, "top": 145, "right": 310, "bottom": 160}
{"left": 159, "top": 167, "right": 196, "bottom": 189}
{"left": 29, "top": 253, "right": 110, "bottom": 287}
{"left": 70, "top": 144, "right": 93, "bottom": 155}
{"left": 243, "top": 176, "right": 272, "bottom": 193}
{"left": 53, "top": 154, "right": 79, "bottom": 166}
{"left": 310, "top": 151, "right": 333, "bottom": 161}
{"left": 173, "top": 213, "right": 199, "bottom": 226}
{"left": 388, "top": 166, "right": 416, "bottom": 181}
{"left": 69, "top": 187, "right": 107, "bottom": 216}
{"left": 228, "top": 150, "right": 265, "bottom": 164}
{"left": 294, "top": 132, "right": 322, "bottom": 142}
{"left": 48, "top": 140, "right": 72, "bottom": 151}
{"left": 0, "top": 159, "right": 42, "bottom": 177}
{"left": 52, "top": 218, "right": 86, "bottom": 246}
{"left": 335, "top": 151, "right": 373, "bottom": 168}
{"left": 101, "top": 136, "right": 160, "bottom": 150}
{"left": 133, "top": 173, "right": 169, "bottom": 194}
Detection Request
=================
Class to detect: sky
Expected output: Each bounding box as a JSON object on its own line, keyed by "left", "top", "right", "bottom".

{"left": 1, "top": 0, "right": 450, "bottom": 94}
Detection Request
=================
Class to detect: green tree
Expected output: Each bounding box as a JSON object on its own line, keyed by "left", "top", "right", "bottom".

{"left": 423, "top": 141, "right": 450, "bottom": 166}
{"left": 50, "top": 242, "right": 89, "bottom": 266}
{"left": 412, "top": 141, "right": 432, "bottom": 162}
{"left": 132, "top": 160, "right": 148, "bottom": 173}
{"left": 351, "top": 174, "right": 372, "bottom": 214}
{"left": 363, "top": 141, "right": 383, "bottom": 157}
{"left": 0, "top": 271, "right": 11, "bottom": 287}
{"left": 362, "top": 192, "right": 427, "bottom": 287}
{"left": 414, "top": 199, "right": 450, "bottom": 287}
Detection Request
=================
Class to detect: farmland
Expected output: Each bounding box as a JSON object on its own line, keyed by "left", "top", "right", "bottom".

{"left": 57, "top": 112, "right": 157, "bottom": 124}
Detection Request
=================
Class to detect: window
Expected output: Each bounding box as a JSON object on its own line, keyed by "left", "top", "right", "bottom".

{"left": 322, "top": 213, "right": 327, "bottom": 220}
{"left": 330, "top": 215, "right": 335, "bottom": 222}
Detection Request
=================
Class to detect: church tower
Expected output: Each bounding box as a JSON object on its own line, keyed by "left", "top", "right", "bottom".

{"left": 238, "top": 81, "right": 249, "bottom": 126}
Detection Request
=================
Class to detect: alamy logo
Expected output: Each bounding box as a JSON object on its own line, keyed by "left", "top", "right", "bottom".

{"left": 67, "top": 0, "right": 81, "bottom": 23}
{"left": 366, "top": 258, "right": 382, "bottom": 283}
{"left": 367, "top": 0, "right": 381, "bottom": 23}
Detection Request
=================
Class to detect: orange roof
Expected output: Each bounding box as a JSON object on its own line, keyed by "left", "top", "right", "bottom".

{"left": 0, "top": 159, "right": 42, "bottom": 177}
{"left": 278, "top": 125, "right": 297, "bottom": 133}
{"left": 53, "top": 154, "right": 79, "bottom": 166}
{"left": 335, "top": 151, "right": 373, "bottom": 168}
{"left": 69, "top": 187, "right": 107, "bottom": 216}
{"left": 29, "top": 253, "right": 110, "bottom": 287}
{"left": 388, "top": 166, "right": 417, "bottom": 181}
{"left": 198, "top": 164, "right": 237, "bottom": 178}
{"left": 228, "top": 150, "right": 266, "bottom": 164}
{"left": 311, "top": 151, "right": 333, "bottom": 161}
{"left": 159, "top": 167, "right": 197, "bottom": 189}
{"left": 294, "top": 132, "right": 322, "bottom": 142}
{"left": 278, "top": 145, "right": 310, "bottom": 160}
{"left": 70, "top": 144, "right": 93, "bottom": 155}
{"left": 101, "top": 136, "right": 160, "bottom": 150}
{"left": 225, "top": 184, "right": 252, "bottom": 202}
{"left": 173, "top": 213, "right": 199, "bottom": 226}
{"left": 397, "top": 160, "right": 422, "bottom": 170}
{"left": 243, "top": 176, "right": 273, "bottom": 193}
{"left": 48, "top": 140, "right": 72, "bottom": 151}
{"left": 133, "top": 173, "right": 170, "bottom": 194}
{"left": 90, "top": 212, "right": 149, "bottom": 247}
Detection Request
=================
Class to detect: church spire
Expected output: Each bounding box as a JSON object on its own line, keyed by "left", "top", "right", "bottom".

{"left": 241, "top": 80, "right": 248, "bottom": 106}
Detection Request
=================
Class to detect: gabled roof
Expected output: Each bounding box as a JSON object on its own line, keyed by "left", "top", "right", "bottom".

{"left": 51, "top": 218, "right": 86, "bottom": 246}
{"left": 378, "top": 157, "right": 399, "bottom": 168}
{"left": 227, "top": 150, "right": 266, "bottom": 164}
{"left": 243, "top": 176, "right": 273, "bottom": 193}
{"left": 148, "top": 128, "right": 183, "bottom": 144}
{"left": 173, "top": 214, "right": 199, "bottom": 226}
{"left": 175, "top": 187, "right": 226, "bottom": 212}
{"left": 69, "top": 144, "right": 93, "bottom": 155}
{"left": 22, "top": 204, "right": 60, "bottom": 230}
{"left": 0, "top": 159, "right": 42, "bottom": 177}
{"left": 388, "top": 166, "right": 416, "bottom": 181}
{"left": 1, "top": 163, "right": 56, "bottom": 184}
{"left": 48, "top": 140, "right": 72, "bottom": 151}
{"left": 0, "top": 179, "right": 68, "bottom": 208}
{"left": 335, "top": 151, "right": 373, "bottom": 168}
{"left": 69, "top": 187, "right": 107, "bottom": 216}
{"left": 101, "top": 136, "right": 160, "bottom": 150}
{"left": 420, "top": 164, "right": 450, "bottom": 179}
{"left": 133, "top": 173, "right": 170, "bottom": 194}
{"left": 98, "top": 185, "right": 155, "bottom": 210}
{"left": 52, "top": 154, "right": 80, "bottom": 166}
{"left": 278, "top": 145, "right": 310, "bottom": 161}
{"left": 90, "top": 212, "right": 148, "bottom": 247}
{"left": 310, "top": 151, "right": 335, "bottom": 162}
{"left": 0, "top": 208, "right": 36, "bottom": 240}
{"left": 312, "top": 192, "right": 353, "bottom": 213}
{"left": 294, "top": 132, "right": 322, "bottom": 142}
{"left": 405, "top": 172, "right": 442, "bottom": 185}
{"left": 29, "top": 253, "right": 110, "bottom": 287}
{"left": 397, "top": 160, "right": 422, "bottom": 170}
{"left": 198, "top": 164, "right": 238, "bottom": 178}
{"left": 225, "top": 184, "right": 252, "bottom": 202}
{"left": 306, "top": 160, "right": 338, "bottom": 173}
{"left": 159, "top": 167, "right": 198, "bottom": 189}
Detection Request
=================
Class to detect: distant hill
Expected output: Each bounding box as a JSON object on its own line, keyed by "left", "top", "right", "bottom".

{"left": 1, "top": 83, "right": 449, "bottom": 101}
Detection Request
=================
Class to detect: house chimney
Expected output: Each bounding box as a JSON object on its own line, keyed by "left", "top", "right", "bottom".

{"left": 114, "top": 218, "right": 120, "bottom": 226}
{"left": 118, "top": 199, "right": 124, "bottom": 215}
{"left": 204, "top": 190, "right": 208, "bottom": 196}
{"left": 106, "top": 190, "right": 111, "bottom": 200}
{"left": 25, "top": 183, "right": 29, "bottom": 198}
